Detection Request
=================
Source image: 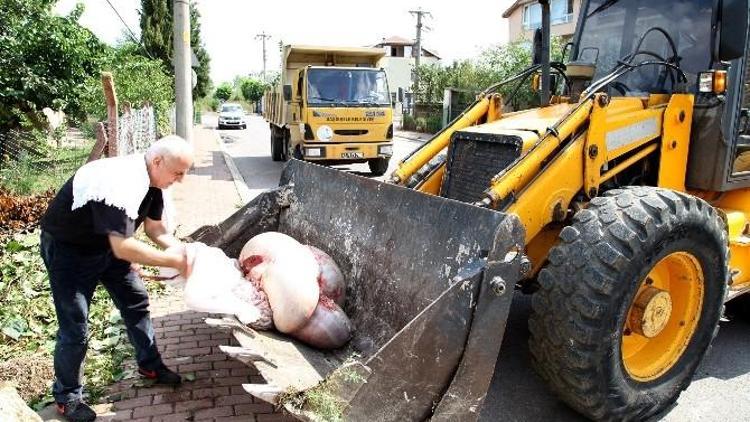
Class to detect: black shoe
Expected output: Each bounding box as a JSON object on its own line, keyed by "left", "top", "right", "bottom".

{"left": 56, "top": 399, "right": 97, "bottom": 422}
{"left": 138, "top": 363, "right": 182, "bottom": 385}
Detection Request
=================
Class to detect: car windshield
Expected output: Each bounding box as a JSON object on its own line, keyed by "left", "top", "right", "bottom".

{"left": 307, "top": 69, "right": 390, "bottom": 106}
{"left": 575, "top": 0, "right": 713, "bottom": 94}
{"left": 221, "top": 105, "right": 243, "bottom": 113}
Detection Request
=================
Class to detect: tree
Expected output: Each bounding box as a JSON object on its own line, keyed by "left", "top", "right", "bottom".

{"left": 412, "top": 37, "right": 566, "bottom": 110}
{"left": 140, "top": 0, "right": 211, "bottom": 98}
{"left": 0, "top": 0, "right": 108, "bottom": 131}
{"left": 80, "top": 42, "right": 175, "bottom": 136}
{"left": 214, "top": 83, "right": 232, "bottom": 101}
{"left": 139, "top": 0, "right": 172, "bottom": 70}
{"left": 190, "top": 5, "right": 211, "bottom": 98}
{"left": 239, "top": 78, "right": 268, "bottom": 103}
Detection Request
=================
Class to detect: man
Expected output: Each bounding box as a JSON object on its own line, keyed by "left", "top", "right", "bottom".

{"left": 40, "top": 135, "right": 195, "bottom": 422}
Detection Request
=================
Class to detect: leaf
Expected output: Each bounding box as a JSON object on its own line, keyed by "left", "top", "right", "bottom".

{"left": 5, "top": 240, "right": 22, "bottom": 253}
{"left": 2, "top": 316, "right": 28, "bottom": 340}
{"left": 183, "top": 373, "right": 196, "bottom": 382}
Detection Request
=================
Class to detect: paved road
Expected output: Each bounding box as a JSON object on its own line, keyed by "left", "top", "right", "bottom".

{"left": 206, "top": 113, "right": 750, "bottom": 422}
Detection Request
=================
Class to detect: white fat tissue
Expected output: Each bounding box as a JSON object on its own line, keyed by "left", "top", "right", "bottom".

{"left": 239, "top": 232, "right": 320, "bottom": 333}
{"left": 182, "top": 232, "right": 352, "bottom": 349}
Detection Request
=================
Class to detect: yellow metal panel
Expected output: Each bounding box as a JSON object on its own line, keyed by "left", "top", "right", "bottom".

{"left": 657, "top": 94, "right": 694, "bottom": 192}
{"left": 485, "top": 101, "right": 593, "bottom": 205}
{"left": 483, "top": 103, "right": 574, "bottom": 134}
{"left": 525, "top": 227, "right": 562, "bottom": 277}
{"left": 416, "top": 165, "right": 445, "bottom": 196}
{"left": 603, "top": 109, "right": 663, "bottom": 160}
{"left": 583, "top": 94, "right": 609, "bottom": 198}
{"left": 711, "top": 189, "right": 750, "bottom": 286}
{"left": 487, "top": 93, "right": 503, "bottom": 122}
{"left": 508, "top": 135, "right": 586, "bottom": 243}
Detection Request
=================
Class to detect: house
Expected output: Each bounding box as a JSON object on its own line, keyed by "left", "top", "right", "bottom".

{"left": 502, "top": 0, "right": 582, "bottom": 42}
{"left": 373, "top": 36, "right": 441, "bottom": 99}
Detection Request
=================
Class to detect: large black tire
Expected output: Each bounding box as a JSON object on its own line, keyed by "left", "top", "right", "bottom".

{"left": 270, "top": 126, "right": 283, "bottom": 161}
{"left": 528, "top": 187, "right": 728, "bottom": 421}
{"left": 368, "top": 157, "right": 390, "bottom": 176}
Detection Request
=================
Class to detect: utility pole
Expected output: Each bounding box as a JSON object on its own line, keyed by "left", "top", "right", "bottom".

{"left": 173, "top": 0, "right": 193, "bottom": 143}
{"left": 409, "top": 8, "right": 431, "bottom": 115}
{"left": 255, "top": 32, "right": 271, "bottom": 82}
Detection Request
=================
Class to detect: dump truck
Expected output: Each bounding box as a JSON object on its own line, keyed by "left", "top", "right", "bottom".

{"left": 189, "top": 0, "right": 750, "bottom": 420}
{"left": 262, "top": 45, "right": 394, "bottom": 176}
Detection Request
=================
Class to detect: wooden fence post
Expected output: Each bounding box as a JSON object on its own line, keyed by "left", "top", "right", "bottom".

{"left": 102, "top": 72, "right": 118, "bottom": 157}
{"left": 86, "top": 122, "right": 108, "bottom": 163}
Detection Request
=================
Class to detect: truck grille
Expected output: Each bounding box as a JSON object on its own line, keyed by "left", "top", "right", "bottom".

{"left": 440, "top": 131, "right": 523, "bottom": 203}
{"left": 334, "top": 129, "right": 369, "bottom": 136}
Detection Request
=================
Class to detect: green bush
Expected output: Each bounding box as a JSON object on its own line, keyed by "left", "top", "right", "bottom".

{"left": 425, "top": 115, "right": 442, "bottom": 133}
{"left": 0, "top": 231, "right": 166, "bottom": 407}
{"left": 79, "top": 42, "right": 174, "bottom": 136}
{"left": 214, "top": 83, "right": 233, "bottom": 101}
{"left": 402, "top": 114, "right": 416, "bottom": 131}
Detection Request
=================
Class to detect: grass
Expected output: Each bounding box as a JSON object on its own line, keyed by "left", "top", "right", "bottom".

{"left": 0, "top": 230, "right": 166, "bottom": 409}
{"left": 0, "top": 143, "right": 92, "bottom": 196}
{"left": 279, "top": 366, "right": 367, "bottom": 422}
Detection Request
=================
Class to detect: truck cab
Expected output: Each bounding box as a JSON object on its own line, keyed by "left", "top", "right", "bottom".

{"left": 264, "top": 45, "right": 395, "bottom": 176}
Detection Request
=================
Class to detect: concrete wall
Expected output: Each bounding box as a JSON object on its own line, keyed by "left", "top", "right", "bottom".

{"left": 380, "top": 55, "right": 440, "bottom": 95}
{"left": 507, "top": 0, "right": 581, "bottom": 42}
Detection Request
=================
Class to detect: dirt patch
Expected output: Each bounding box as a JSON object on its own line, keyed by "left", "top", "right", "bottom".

{"left": 0, "top": 190, "right": 53, "bottom": 238}
{"left": 0, "top": 354, "right": 53, "bottom": 402}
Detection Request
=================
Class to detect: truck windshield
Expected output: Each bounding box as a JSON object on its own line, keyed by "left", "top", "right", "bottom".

{"left": 307, "top": 69, "right": 390, "bottom": 106}
{"left": 575, "top": 0, "right": 713, "bottom": 95}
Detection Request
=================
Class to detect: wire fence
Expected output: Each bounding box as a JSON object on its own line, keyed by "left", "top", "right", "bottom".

{"left": 117, "top": 103, "right": 158, "bottom": 155}
{"left": 0, "top": 131, "right": 49, "bottom": 172}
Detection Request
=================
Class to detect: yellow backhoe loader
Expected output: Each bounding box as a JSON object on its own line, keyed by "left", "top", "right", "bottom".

{"left": 190, "top": 0, "right": 750, "bottom": 420}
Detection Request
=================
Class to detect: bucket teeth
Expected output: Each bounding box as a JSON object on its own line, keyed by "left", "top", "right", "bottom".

{"left": 242, "top": 383, "right": 285, "bottom": 405}
{"left": 219, "top": 345, "right": 278, "bottom": 367}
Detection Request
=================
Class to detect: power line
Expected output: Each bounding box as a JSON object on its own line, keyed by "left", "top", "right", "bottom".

{"left": 255, "top": 32, "right": 272, "bottom": 82}
{"left": 102, "top": 0, "right": 158, "bottom": 61}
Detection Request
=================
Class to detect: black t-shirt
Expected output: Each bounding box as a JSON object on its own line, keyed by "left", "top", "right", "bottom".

{"left": 41, "top": 177, "right": 164, "bottom": 252}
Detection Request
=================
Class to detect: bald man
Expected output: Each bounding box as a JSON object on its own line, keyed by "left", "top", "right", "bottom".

{"left": 40, "top": 135, "right": 195, "bottom": 422}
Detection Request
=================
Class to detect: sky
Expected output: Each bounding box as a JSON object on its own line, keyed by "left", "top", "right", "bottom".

{"left": 55, "top": 0, "right": 511, "bottom": 85}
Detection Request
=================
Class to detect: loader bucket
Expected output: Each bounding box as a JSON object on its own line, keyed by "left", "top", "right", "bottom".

{"left": 188, "top": 160, "right": 525, "bottom": 421}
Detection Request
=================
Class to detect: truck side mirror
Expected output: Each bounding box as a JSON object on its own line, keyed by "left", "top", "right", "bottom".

{"left": 283, "top": 84, "right": 292, "bottom": 101}
{"left": 718, "top": 0, "right": 749, "bottom": 61}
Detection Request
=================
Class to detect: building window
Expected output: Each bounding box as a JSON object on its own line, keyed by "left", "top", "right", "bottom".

{"left": 391, "top": 45, "right": 404, "bottom": 57}
{"left": 523, "top": 0, "right": 574, "bottom": 30}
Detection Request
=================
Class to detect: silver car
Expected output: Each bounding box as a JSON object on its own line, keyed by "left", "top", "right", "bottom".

{"left": 218, "top": 103, "right": 246, "bottom": 130}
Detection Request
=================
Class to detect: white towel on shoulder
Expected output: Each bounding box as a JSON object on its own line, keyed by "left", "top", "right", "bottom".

{"left": 71, "top": 154, "right": 151, "bottom": 220}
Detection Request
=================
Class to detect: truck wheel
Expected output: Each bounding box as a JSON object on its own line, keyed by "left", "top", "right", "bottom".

{"left": 271, "top": 127, "right": 283, "bottom": 161}
{"left": 368, "top": 158, "right": 389, "bottom": 176}
{"left": 528, "top": 187, "right": 728, "bottom": 421}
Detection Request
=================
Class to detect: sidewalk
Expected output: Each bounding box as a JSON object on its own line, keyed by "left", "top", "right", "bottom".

{"left": 39, "top": 125, "right": 294, "bottom": 421}
{"left": 395, "top": 129, "right": 432, "bottom": 143}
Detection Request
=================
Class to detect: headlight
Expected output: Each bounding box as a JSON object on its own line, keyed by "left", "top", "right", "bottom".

{"left": 316, "top": 125, "right": 333, "bottom": 141}
{"left": 379, "top": 145, "right": 393, "bottom": 156}
{"left": 305, "top": 147, "right": 323, "bottom": 157}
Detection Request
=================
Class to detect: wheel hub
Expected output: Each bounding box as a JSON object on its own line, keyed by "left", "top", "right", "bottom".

{"left": 629, "top": 286, "right": 673, "bottom": 338}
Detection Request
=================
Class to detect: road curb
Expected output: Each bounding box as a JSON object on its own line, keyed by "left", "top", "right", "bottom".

{"left": 214, "top": 131, "right": 252, "bottom": 204}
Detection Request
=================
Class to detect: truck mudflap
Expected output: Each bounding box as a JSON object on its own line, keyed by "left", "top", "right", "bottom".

{"left": 188, "top": 160, "right": 525, "bottom": 421}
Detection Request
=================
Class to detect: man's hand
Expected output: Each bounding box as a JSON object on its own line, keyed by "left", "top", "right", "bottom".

{"left": 166, "top": 243, "right": 195, "bottom": 278}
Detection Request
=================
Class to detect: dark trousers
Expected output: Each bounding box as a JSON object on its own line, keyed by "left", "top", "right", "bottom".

{"left": 40, "top": 231, "right": 162, "bottom": 404}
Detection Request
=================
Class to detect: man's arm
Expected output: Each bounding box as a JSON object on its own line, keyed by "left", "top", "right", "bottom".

{"left": 144, "top": 217, "right": 181, "bottom": 249}
{"left": 109, "top": 234, "right": 191, "bottom": 276}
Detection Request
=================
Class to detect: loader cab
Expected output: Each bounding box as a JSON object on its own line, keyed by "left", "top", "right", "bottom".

{"left": 571, "top": 0, "right": 749, "bottom": 191}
